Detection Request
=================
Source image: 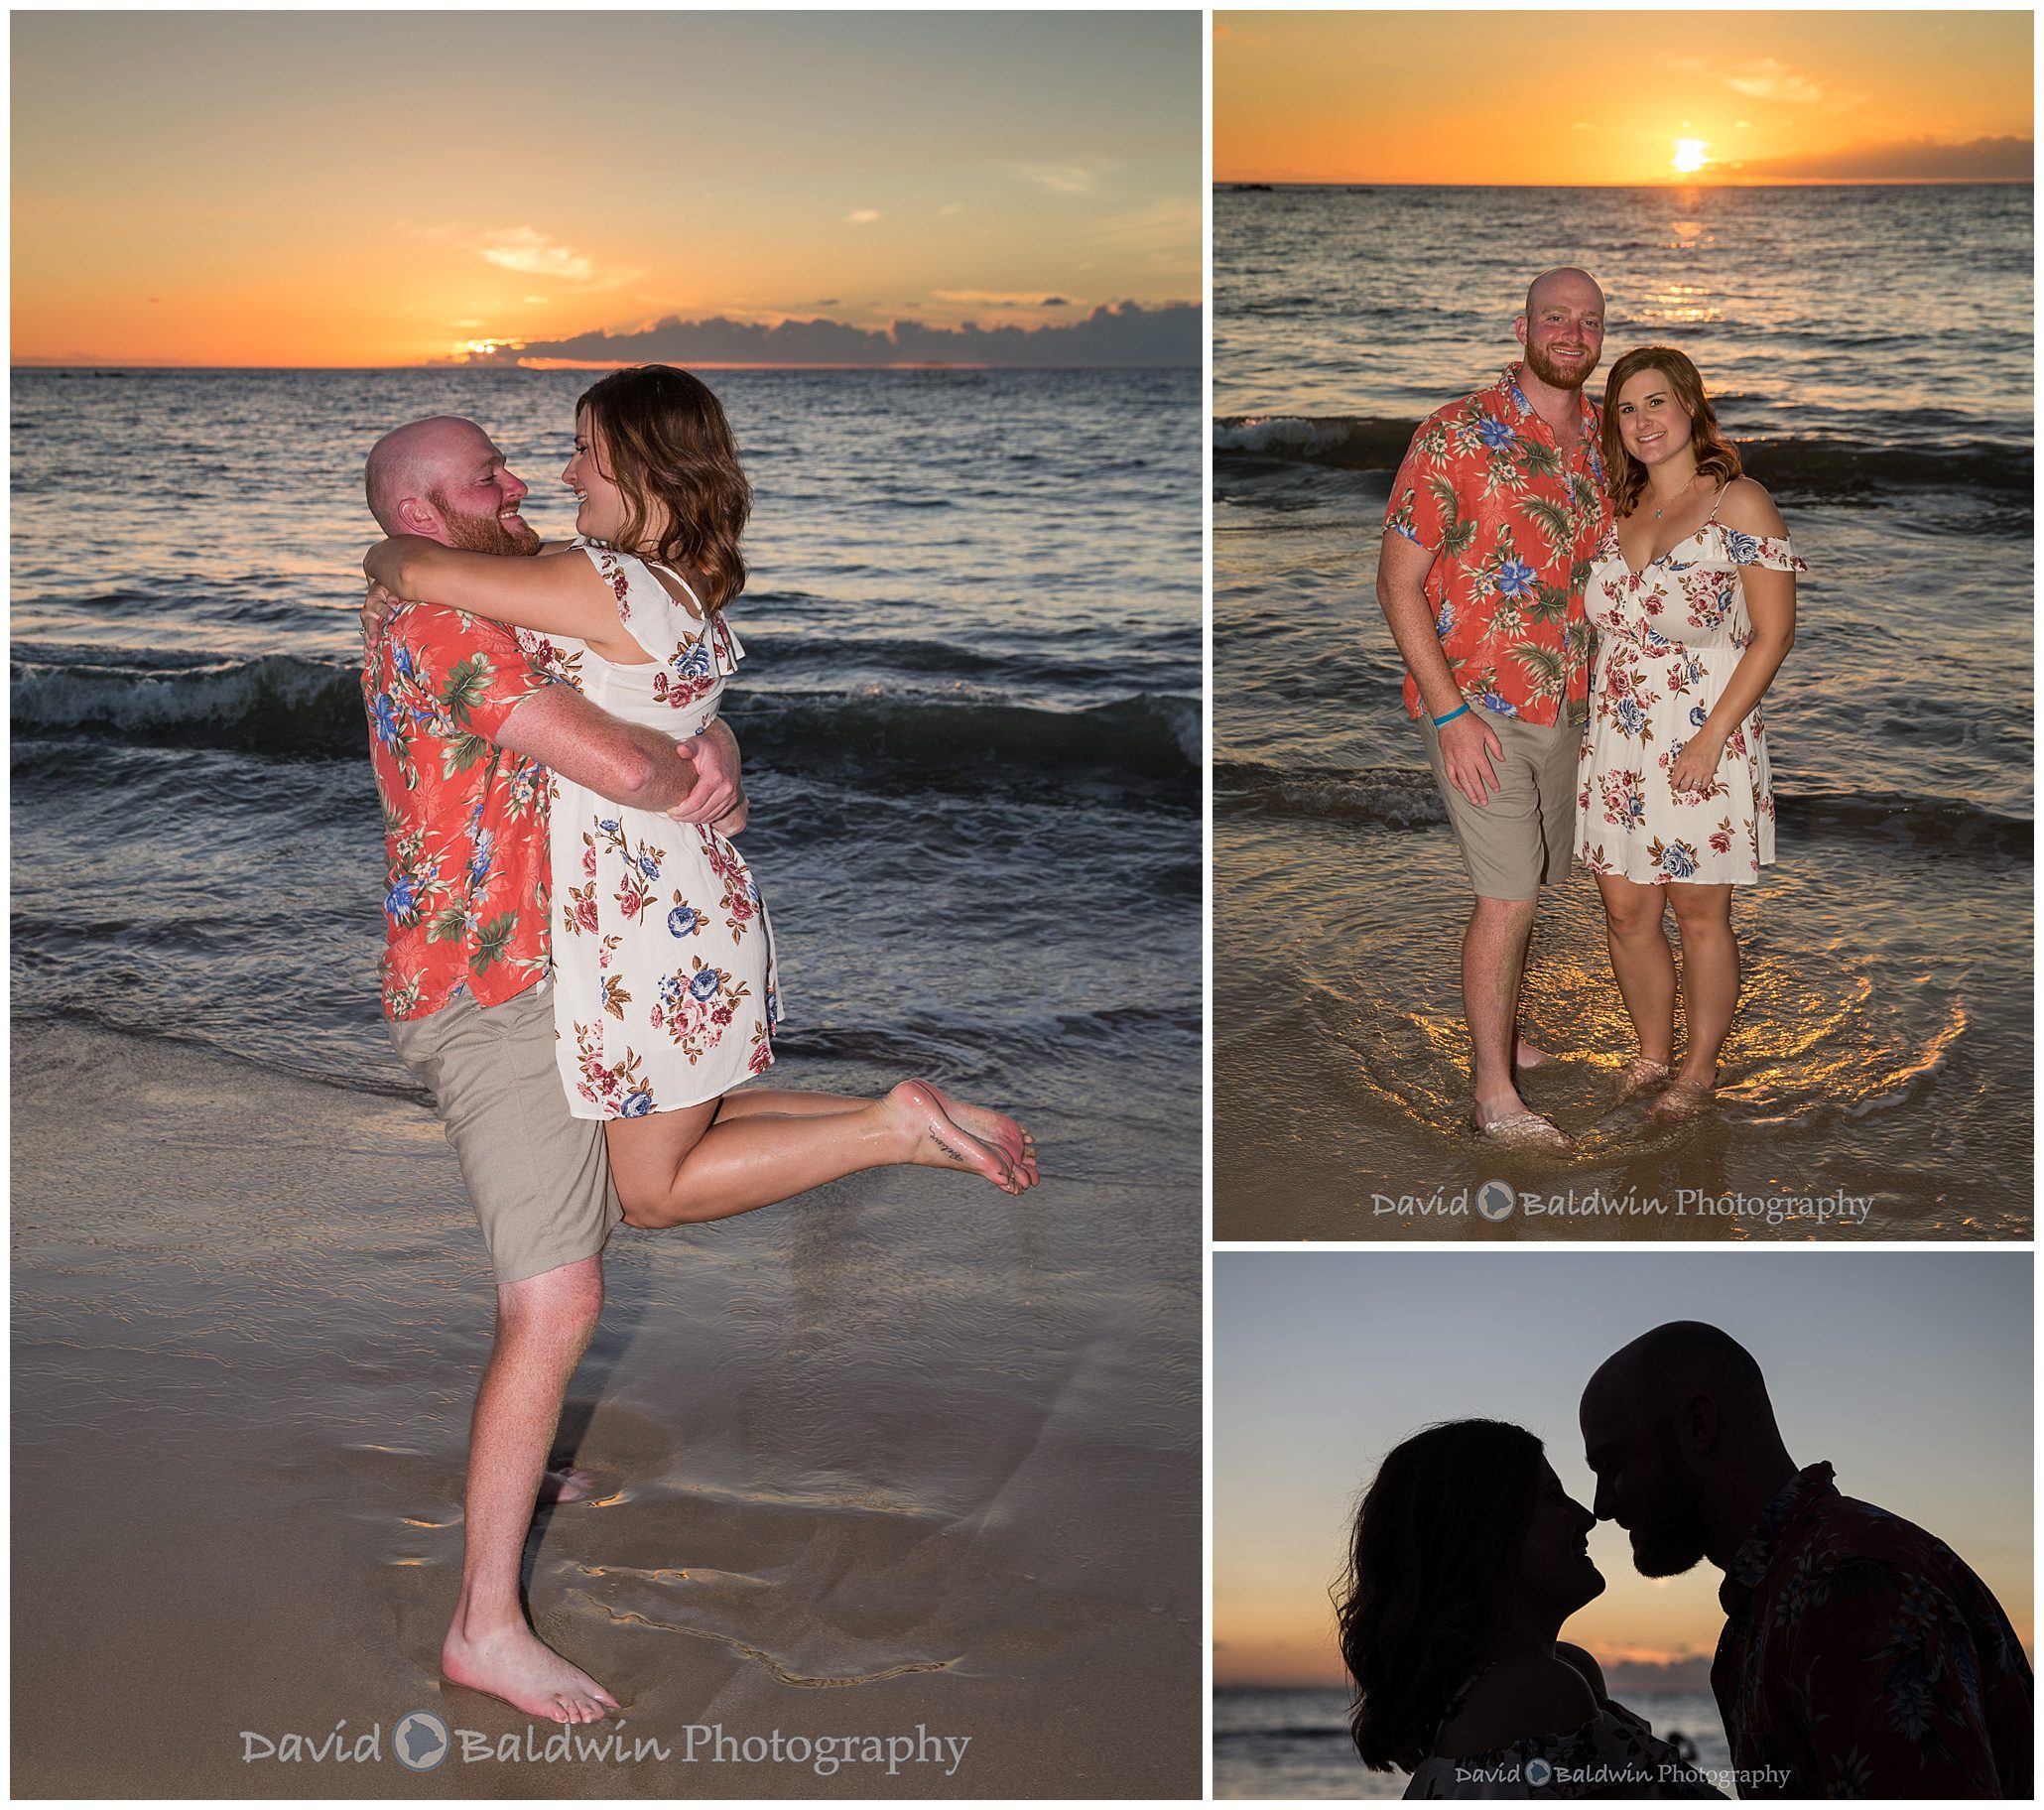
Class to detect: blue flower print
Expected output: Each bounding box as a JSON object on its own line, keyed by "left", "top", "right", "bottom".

{"left": 1435, "top": 596, "right": 1458, "bottom": 641}
{"left": 598, "top": 818, "right": 621, "bottom": 837}
{"left": 1474, "top": 414, "right": 1516, "bottom": 452}
{"left": 667, "top": 905, "right": 700, "bottom": 938}
{"left": 468, "top": 830, "right": 495, "bottom": 887}
{"left": 618, "top": 1090, "right": 653, "bottom": 1118}
{"left": 675, "top": 641, "right": 712, "bottom": 680}
{"left": 370, "top": 693, "right": 403, "bottom": 747}
{"left": 1614, "top": 698, "right": 1646, "bottom": 736}
{"left": 391, "top": 641, "right": 417, "bottom": 683}
{"left": 766, "top": 989, "right": 781, "bottom": 1028}
{"left": 689, "top": 968, "right": 722, "bottom": 1002}
{"left": 1479, "top": 692, "right": 1517, "bottom": 718}
{"left": 1690, "top": 703, "right": 1710, "bottom": 728}
{"left": 1493, "top": 559, "right": 1537, "bottom": 599}
{"left": 1725, "top": 529, "right": 1762, "bottom": 566}
{"left": 637, "top": 851, "right": 662, "bottom": 880}
{"left": 1660, "top": 840, "right": 1700, "bottom": 880}
{"left": 384, "top": 874, "right": 420, "bottom": 922}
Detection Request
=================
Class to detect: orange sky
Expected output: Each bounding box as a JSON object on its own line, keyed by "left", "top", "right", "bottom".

{"left": 1215, "top": 11, "right": 2034, "bottom": 186}
{"left": 12, "top": 13, "right": 1198, "bottom": 367}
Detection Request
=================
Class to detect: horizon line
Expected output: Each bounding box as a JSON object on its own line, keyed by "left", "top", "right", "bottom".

{"left": 9, "top": 359, "right": 1202, "bottom": 374}
{"left": 1214, "top": 177, "right": 2034, "bottom": 190}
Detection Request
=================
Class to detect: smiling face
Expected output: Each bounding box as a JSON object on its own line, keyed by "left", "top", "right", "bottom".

{"left": 1516, "top": 270, "right": 1605, "bottom": 392}
{"left": 424, "top": 422, "right": 539, "bottom": 556}
{"left": 1513, "top": 1462, "right": 1606, "bottom": 1617}
{"left": 1612, "top": 365, "right": 1697, "bottom": 470}
{"left": 562, "top": 407, "right": 640, "bottom": 546}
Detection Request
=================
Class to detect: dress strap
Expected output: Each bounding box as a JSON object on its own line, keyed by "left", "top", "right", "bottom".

{"left": 1705, "top": 482, "right": 1730, "bottom": 524}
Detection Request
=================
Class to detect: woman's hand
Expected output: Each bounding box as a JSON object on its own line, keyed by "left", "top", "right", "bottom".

{"left": 1668, "top": 732, "right": 1725, "bottom": 798}
{"left": 360, "top": 580, "right": 404, "bottom": 650}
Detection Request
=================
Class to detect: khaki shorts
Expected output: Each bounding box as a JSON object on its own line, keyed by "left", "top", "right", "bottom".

{"left": 1419, "top": 700, "right": 1579, "bottom": 901}
{"left": 388, "top": 983, "right": 620, "bottom": 1285}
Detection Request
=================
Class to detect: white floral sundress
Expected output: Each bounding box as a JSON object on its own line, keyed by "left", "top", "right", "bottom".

{"left": 1574, "top": 499, "right": 1804, "bottom": 886}
{"left": 516, "top": 539, "right": 779, "bottom": 1118}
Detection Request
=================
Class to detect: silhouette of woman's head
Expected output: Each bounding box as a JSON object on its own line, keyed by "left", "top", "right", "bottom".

{"left": 1335, "top": 1419, "right": 1601, "bottom": 1772}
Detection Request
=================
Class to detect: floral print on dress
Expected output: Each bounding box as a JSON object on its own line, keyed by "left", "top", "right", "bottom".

{"left": 520, "top": 540, "right": 778, "bottom": 1120}
{"left": 362, "top": 607, "right": 555, "bottom": 1019}
{"left": 1385, "top": 362, "right": 1612, "bottom": 731}
{"left": 1574, "top": 512, "right": 1804, "bottom": 886}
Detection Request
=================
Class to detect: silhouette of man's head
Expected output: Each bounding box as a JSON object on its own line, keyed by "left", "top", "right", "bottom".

{"left": 1580, "top": 1322, "right": 1784, "bottom": 1578}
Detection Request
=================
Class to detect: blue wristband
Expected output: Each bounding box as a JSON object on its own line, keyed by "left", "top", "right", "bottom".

{"left": 1433, "top": 703, "right": 1470, "bottom": 728}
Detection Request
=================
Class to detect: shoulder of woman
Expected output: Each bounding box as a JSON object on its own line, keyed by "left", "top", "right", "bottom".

{"left": 1551, "top": 1640, "right": 1609, "bottom": 1704}
{"left": 1436, "top": 1655, "right": 1599, "bottom": 1757}
{"left": 1717, "top": 476, "right": 1786, "bottom": 536}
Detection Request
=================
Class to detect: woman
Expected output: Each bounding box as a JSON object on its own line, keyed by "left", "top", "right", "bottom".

{"left": 364, "top": 365, "right": 1037, "bottom": 1226}
{"left": 1575, "top": 347, "right": 1802, "bottom": 1120}
{"left": 1335, "top": 1420, "right": 1720, "bottom": 1799}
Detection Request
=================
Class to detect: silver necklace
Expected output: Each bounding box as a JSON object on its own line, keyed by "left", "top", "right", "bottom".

{"left": 1651, "top": 472, "right": 1700, "bottom": 521}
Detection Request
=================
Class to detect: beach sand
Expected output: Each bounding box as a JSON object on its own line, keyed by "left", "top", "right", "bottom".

{"left": 12, "top": 1019, "right": 1200, "bottom": 1797}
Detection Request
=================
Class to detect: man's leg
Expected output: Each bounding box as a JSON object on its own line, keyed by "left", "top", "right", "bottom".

{"left": 1466, "top": 893, "right": 1540, "bottom": 1123}
{"left": 442, "top": 1253, "right": 619, "bottom": 1724}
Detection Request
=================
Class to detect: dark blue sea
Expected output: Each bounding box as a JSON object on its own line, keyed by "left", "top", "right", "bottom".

{"left": 1213, "top": 183, "right": 2033, "bottom": 1237}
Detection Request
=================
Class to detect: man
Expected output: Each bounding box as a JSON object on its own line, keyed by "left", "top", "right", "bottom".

{"left": 1375, "top": 268, "right": 1610, "bottom": 1150}
{"left": 1581, "top": 1322, "right": 2032, "bottom": 1798}
{"left": 360, "top": 415, "right": 743, "bottom": 1724}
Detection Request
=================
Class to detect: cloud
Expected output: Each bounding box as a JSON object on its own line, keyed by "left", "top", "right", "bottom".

{"left": 1000, "top": 162, "right": 1098, "bottom": 195}
{"left": 456, "top": 299, "right": 1201, "bottom": 369}
{"left": 1722, "top": 133, "right": 2033, "bottom": 182}
{"left": 932, "top": 289, "right": 1079, "bottom": 310}
{"left": 1723, "top": 58, "right": 1825, "bottom": 105}
{"left": 845, "top": 208, "right": 880, "bottom": 225}
{"left": 938, "top": 202, "right": 965, "bottom": 216}
{"left": 477, "top": 227, "right": 597, "bottom": 281}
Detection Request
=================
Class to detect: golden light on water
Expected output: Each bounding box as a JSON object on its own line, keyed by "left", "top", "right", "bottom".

{"left": 1672, "top": 139, "right": 1710, "bottom": 175}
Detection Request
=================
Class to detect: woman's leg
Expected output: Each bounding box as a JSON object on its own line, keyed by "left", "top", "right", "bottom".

{"left": 606, "top": 1081, "right": 1036, "bottom": 1231}
{"left": 711, "top": 1082, "right": 1036, "bottom": 1168}
{"left": 1664, "top": 881, "right": 1738, "bottom": 1088}
{"left": 1595, "top": 872, "right": 1678, "bottom": 1067}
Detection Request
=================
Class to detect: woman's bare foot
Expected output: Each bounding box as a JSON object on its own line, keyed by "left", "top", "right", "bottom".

{"left": 1646, "top": 1074, "right": 1717, "bottom": 1122}
{"left": 889, "top": 1081, "right": 1033, "bottom": 1194}
{"left": 1514, "top": 1038, "right": 1559, "bottom": 1072}
{"left": 1614, "top": 1055, "right": 1674, "bottom": 1101}
{"left": 919, "top": 1081, "right": 1038, "bottom": 1182}
{"left": 442, "top": 1621, "right": 619, "bottom": 1724}
{"left": 536, "top": 1464, "right": 593, "bottom": 1506}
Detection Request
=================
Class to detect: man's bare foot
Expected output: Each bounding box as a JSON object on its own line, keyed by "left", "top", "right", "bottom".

{"left": 537, "top": 1464, "right": 593, "bottom": 1507}
{"left": 443, "top": 1621, "right": 619, "bottom": 1724}
{"left": 888, "top": 1081, "right": 1033, "bottom": 1194}
{"left": 1472, "top": 1089, "right": 1571, "bottom": 1152}
{"left": 919, "top": 1081, "right": 1038, "bottom": 1182}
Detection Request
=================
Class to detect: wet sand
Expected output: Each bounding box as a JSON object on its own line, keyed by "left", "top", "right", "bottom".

{"left": 12, "top": 1019, "right": 1200, "bottom": 1797}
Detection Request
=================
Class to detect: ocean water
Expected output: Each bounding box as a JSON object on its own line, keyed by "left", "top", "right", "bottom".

{"left": 13, "top": 364, "right": 1200, "bottom": 1123}
{"left": 1214, "top": 184, "right": 2033, "bottom": 1238}
{"left": 1214, "top": 1686, "right": 1732, "bottom": 1800}
{"left": 11, "top": 364, "right": 1205, "bottom": 1793}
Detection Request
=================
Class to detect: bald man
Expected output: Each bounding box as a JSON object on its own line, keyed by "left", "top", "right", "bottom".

{"left": 359, "top": 415, "right": 743, "bottom": 1723}
{"left": 1377, "top": 268, "right": 1611, "bottom": 1152}
{"left": 1582, "top": 1322, "right": 2032, "bottom": 1798}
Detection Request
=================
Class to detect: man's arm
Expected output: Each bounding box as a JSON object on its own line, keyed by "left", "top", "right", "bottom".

{"left": 497, "top": 690, "right": 747, "bottom": 831}
{"left": 1376, "top": 529, "right": 1503, "bottom": 807}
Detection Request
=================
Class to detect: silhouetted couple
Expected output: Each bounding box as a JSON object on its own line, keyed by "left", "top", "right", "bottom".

{"left": 1339, "top": 1323, "right": 2031, "bottom": 1799}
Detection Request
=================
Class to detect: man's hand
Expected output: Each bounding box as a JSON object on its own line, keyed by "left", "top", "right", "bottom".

{"left": 360, "top": 580, "right": 403, "bottom": 651}
{"left": 1438, "top": 710, "right": 1504, "bottom": 807}
{"left": 667, "top": 718, "right": 747, "bottom": 833}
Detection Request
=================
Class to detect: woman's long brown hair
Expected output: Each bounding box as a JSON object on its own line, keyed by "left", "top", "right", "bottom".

{"left": 577, "top": 365, "right": 751, "bottom": 610}
{"left": 1600, "top": 345, "right": 1742, "bottom": 521}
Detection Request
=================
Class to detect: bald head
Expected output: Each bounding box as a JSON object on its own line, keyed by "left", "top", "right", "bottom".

{"left": 363, "top": 416, "right": 539, "bottom": 556}
{"left": 1584, "top": 1321, "right": 1775, "bottom": 1431}
{"left": 1524, "top": 266, "right": 1605, "bottom": 319}
{"left": 1581, "top": 1323, "right": 1795, "bottom": 1577}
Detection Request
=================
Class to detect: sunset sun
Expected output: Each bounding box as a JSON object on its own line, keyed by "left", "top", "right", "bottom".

{"left": 1673, "top": 138, "right": 1710, "bottom": 175}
